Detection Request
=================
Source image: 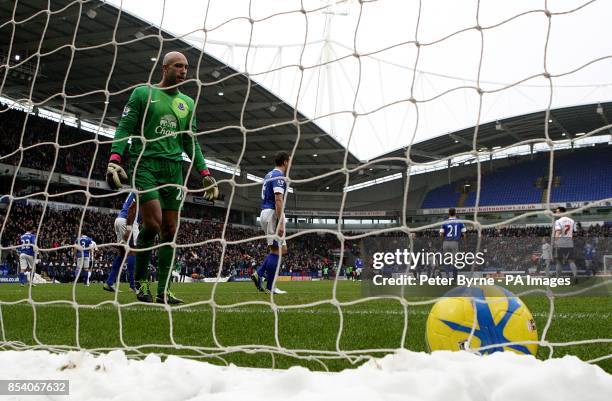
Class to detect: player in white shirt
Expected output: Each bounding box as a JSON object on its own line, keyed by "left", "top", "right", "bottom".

{"left": 540, "top": 237, "right": 552, "bottom": 276}
{"left": 553, "top": 207, "right": 577, "bottom": 282}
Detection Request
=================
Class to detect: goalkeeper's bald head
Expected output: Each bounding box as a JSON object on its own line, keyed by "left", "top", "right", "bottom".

{"left": 162, "top": 51, "right": 186, "bottom": 66}
{"left": 161, "top": 51, "right": 188, "bottom": 87}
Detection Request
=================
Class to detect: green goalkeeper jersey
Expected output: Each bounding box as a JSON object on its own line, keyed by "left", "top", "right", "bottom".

{"left": 110, "top": 85, "right": 207, "bottom": 171}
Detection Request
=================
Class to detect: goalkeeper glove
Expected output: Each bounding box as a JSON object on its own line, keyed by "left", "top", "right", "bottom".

{"left": 106, "top": 154, "right": 128, "bottom": 190}
{"left": 200, "top": 169, "right": 219, "bottom": 201}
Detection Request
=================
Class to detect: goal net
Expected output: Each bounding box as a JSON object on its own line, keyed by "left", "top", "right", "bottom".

{"left": 0, "top": 0, "right": 611, "bottom": 376}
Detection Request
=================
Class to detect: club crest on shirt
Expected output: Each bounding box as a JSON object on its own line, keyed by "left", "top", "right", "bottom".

{"left": 122, "top": 105, "right": 130, "bottom": 117}
{"left": 172, "top": 97, "right": 189, "bottom": 118}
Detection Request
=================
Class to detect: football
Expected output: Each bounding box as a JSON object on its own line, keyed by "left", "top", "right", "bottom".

{"left": 426, "top": 285, "right": 538, "bottom": 356}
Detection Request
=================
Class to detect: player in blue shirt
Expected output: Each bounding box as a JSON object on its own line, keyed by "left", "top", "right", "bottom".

{"left": 104, "top": 192, "right": 141, "bottom": 293}
{"left": 583, "top": 242, "right": 596, "bottom": 275}
{"left": 354, "top": 256, "right": 363, "bottom": 281}
{"left": 251, "top": 151, "right": 290, "bottom": 294}
{"left": 74, "top": 234, "right": 96, "bottom": 286}
{"left": 18, "top": 226, "right": 37, "bottom": 286}
{"left": 439, "top": 208, "right": 466, "bottom": 280}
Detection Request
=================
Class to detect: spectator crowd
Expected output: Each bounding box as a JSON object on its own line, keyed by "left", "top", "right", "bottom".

{"left": 366, "top": 224, "right": 612, "bottom": 276}
{"left": 0, "top": 204, "right": 344, "bottom": 283}
{"left": 1, "top": 203, "right": 610, "bottom": 284}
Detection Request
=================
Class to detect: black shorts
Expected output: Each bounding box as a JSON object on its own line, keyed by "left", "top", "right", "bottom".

{"left": 554, "top": 247, "right": 574, "bottom": 261}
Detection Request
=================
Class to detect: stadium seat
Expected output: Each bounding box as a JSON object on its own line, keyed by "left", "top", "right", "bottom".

{"left": 421, "top": 148, "right": 612, "bottom": 208}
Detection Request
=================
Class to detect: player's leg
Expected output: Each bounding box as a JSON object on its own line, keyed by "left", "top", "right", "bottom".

{"left": 252, "top": 209, "right": 271, "bottom": 291}
{"left": 265, "top": 243, "right": 287, "bottom": 294}
{"left": 156, "top": 208, "right": 181, "bottom": 303}
{"left": 567, "top": 249, "right": 577, "bottom": 283}
{"left": 75, "top": 257, "right": 84, "bottom": 284}
{"left": 261, "top": 245, "right": 285, "bottom": 294}
{"left": 126, "top": 252, "right": 136, "bottom": 290}
{"left": 558, "top": 249, "right": 571, "bottom": 280}
{"left": 442, "top": 241, "right": 459, "bottom": 280}
{"left": 133, "top": 198, "right": 161, "bottom": 302}
{"left": 126, "top": 224, "right": 138, "bottom": 290}
{"left": 105, "top": 255, "right": 125, "bottom": 291}
{"left": 105, "top": 217, "right": 128, "bottom": 291}
{"left": 569, "top": 259, "right": 578, "bottom": 283}
{"left": 554, "top": 247, "right": 562, "bottom": 277}
{"left": 85, "top": 258, "right": 91, "bottom": 285}
{"left": 153, "top": 159, "right": 186, "bottom": 304}
{"left": 105, "top": 252, "right": 124, "bottom": 291}
{"left": 254, "top": 209, "right": 284, "bottom": 293}
{"left": 441, "top": 242, "right": 450, "bottom": 278}
{"left": 18, "top": 254, "right": 27, "bottom": 286}
{"left": 585, "top": 259, "right": 593, "bottom": 275}
{"left": 26, "top": 255, "right": 36, "bottom": 286}
{"left": 132, "top": 159, "right": 164, "bottom": 302}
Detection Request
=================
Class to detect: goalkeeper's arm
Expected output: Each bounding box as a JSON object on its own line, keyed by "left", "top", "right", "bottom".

{"left": 106, "top": 88, "right": 142, "bottom": 189}
{"left": 183, "top": 117, "right": 219, "bottom": 201}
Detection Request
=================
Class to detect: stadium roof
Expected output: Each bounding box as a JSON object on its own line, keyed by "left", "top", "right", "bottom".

{"left": 0, "top": 0, "right": 361, "bottom": 191}
{"left": 2, "top": 1, "right": 611, "bottom": 193}
{"left": 375, "top": 101, "right": 612, "bottom": 165}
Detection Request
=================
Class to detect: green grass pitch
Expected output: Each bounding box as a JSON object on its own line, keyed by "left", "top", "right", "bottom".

{"left": 0, "top": 281, "right": 610, "bottom": 372}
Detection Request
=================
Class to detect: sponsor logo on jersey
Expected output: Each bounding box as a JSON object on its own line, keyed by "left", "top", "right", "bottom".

{"left": 156, "top": 114, "right": 178, "bottom": 136}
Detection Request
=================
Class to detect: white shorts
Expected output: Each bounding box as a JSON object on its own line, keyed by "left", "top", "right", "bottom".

{"left": 114, "top": 217, "right": 140, "bottom": 245}
{"left": 260, "top": 209, "right": 278, "bottom": 246}
{"left": 19, "top": 253, "right": 35, "bottom": 271}
{"left": 260, "top": 209, "right": 287, "bottom": 249}
{"left": 77, "top": 256, "right": 90, "bottom": 270}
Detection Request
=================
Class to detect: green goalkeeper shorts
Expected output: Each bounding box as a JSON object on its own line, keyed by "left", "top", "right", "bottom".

{"left": 130, "top": 158, "right": 184, "bottom": 210}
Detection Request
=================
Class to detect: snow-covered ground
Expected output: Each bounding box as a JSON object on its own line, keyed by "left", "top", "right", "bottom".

{"left": 0, "top": 349, "right": 610, "bottom": 401}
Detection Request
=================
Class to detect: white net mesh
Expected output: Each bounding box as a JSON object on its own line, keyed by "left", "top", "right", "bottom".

{"left": 0, "top": 0, "right": 610, "bottom": 372}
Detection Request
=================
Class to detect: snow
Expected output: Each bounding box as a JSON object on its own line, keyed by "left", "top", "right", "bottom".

{"left": 0, "top": 349, "right": 609, "bottom": 401}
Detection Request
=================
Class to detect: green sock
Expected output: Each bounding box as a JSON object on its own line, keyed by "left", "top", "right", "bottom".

{"left": 156, "top": 244, "right": 174, "bottom": 296}
{"left": 135, "top": 226, "right": 156, "bottom": 282}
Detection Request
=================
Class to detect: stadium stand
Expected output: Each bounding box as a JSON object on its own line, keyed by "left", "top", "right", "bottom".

{"left": 550, "top": 146, "right": 612, "bottom": 202}
{"left": 421, "top": 147, "right": 612, "bottom": 208}
{"left": 0, "top": 106, "right": 109, "bottom": 181}
{"left": 0, "top": 105, "right": 210, "bottom": 193}
{"left": 420, "top": 184, "right": 462, "bottom": 209}
{"left": 0, "top": 204, "right": 346, "bottom": 283}
{"left": 463, "top": 155, "right": 548, "bottom": 206}
{"left": 1, "top": 203, "right": 610, "bottom": 282}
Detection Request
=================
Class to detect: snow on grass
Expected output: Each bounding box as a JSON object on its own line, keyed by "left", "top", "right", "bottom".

{"left": 0, "top": 349, "right": 610, "bottom": 401}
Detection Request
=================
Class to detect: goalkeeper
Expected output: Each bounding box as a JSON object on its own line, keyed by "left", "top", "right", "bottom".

{"left": 106, "top": 51, "right": 219, "bottom": 304}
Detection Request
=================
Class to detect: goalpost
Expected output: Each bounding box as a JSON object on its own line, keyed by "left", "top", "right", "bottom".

{"left": 0, "top": 0, "right": 611, "bottom": 384}
{"left": 604, "top": 255, "right": 612, "bottom": 275}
